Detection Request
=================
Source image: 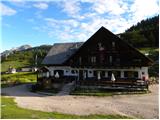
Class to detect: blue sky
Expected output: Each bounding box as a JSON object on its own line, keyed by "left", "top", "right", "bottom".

{"left": 1, "top": 0, "right": 159, "bottom": 52}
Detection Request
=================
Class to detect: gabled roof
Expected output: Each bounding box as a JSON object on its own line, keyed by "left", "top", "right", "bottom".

{"left": 42, "top": 42, "right": 83, "bottom": 65}
{"left": 42, "top": 26, "right": 153, "bottom": 66}
{"left": 64, "top": 26, "right": 153, "bottom": 66}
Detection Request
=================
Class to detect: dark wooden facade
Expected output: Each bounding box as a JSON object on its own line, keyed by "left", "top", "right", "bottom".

{"left": 37, "top": 27, "right": 153, "bottom": 90}
{"left": 64, "top": 27, "right": 153, "bottom": 68}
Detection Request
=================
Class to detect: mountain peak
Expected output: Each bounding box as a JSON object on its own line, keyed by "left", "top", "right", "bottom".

{"left": 1, "top": 44, "right": 32, "bottom": 57}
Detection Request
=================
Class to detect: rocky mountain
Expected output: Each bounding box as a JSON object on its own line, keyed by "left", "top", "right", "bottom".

{"left": 1, "top": 44, "right": 52, "bottom": 72}
{"left": 1, "top": 45, "right": 32, "bottom": 57}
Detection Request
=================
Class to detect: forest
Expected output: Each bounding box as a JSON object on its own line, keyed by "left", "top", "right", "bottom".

{"left": 120, "top": 15, "right": 159, "bottom": 48}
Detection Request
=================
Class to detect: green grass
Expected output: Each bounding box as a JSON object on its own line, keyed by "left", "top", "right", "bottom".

{"left": 1, "top": 60, "right": 31, "bottom": 72}
{"left": 138, "top": 47, "right": 159, "bottom": 55}
{"left": 1, "top": 97, "right": 131, "bottom": 119}
{"left": 1, "top": 46, "right": 51, "bottom": 72}
{"left": 1, "top": 72, "right": 37, "bottom": 88}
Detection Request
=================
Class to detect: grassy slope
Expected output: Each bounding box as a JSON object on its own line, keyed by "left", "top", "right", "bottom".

{"left": 1, "top": 97, "right": 131, "bottom": 119}
{"left": 1, "top": 72, "right": 37, "bottom": 88}
{"left": 138, "top": 47, "right": 159, "bottom": 54}
{"left": 1, "top": 61, "right": 31, "bottom": 72}
{"left": 1, "top": 45, "right": 51, "bottom": 72}
{"left": 1, "top": 72, "right": 37, "bottom": 82}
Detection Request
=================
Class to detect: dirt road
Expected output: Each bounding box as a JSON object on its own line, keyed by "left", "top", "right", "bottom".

{"left": 1, "top": 84, "right": 159, "bottom": 119}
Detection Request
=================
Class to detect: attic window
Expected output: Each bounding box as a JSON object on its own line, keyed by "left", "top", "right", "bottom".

{"left": 98, "top": 42, "right": 104, "bottom": 51}
{"left": 112, "top": 42, "right": 115, "bottom": 47}
{"left": 98, "top": 42, "right": 102, "bottom": 48}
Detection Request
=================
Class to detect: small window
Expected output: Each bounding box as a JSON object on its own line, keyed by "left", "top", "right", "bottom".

{"left": 109, "top": 56, "right": 112, "bottom": 63}
{"left": 134, "top": 71, "right": 138, "bottom": 78}
{"left": 113, "top": 71, "right": 120, "bottom": 78}
{"left": 91, "top": 56, "right": 96, "bottom": 63}
{"left": 93, "top": 71, "right": 97, "bottom": 77}
{"left": 133, "top": 59, "right": 141, "bottom": 62}
{"left": 89, "top": 71, "right": 92, "bottom": 73}
{"left": 98, "top": 42, "right": 102, "bottom": 48}
{"left": 101, "top": 71, "right": 105, "bottom": 77}
{"left": 108, "top": 71, "right": 112, "bottom": 77}
{"left": 116, "top": 58, "right": 120, "bottom": 62}
{"left": 124, "top": 71, "right": 135, "bottom": 78}
{"left": 79, "top": 57, "right": 82, "bottom": 65}
{"left": 71, "top": 70, "right": 75, "bottom": 74}
{"left": 112, "top": 42, "right": 115, "bottom": 47}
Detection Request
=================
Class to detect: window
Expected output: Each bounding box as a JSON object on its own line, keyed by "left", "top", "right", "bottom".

{"left": 91, "top": 56, "right": 96, "bottom": 63}
{"left": 93, "top": 71, "right": 97, "bottom": 77}
{"left": 134, "top": 71, "right": 138, "bottom": 78}
{"left": 98, "top": 42, "right": 102, "bottom": 48}
{"left": 71, "top": 70, "right": 75, "bottom": 74}
{"left": 112, "top": 42, "right": 115, "bottom": 47}
{"left": 108, "top": 71, "right": 112, "bottom": 77}
{"left": 79, "top": 57, "right": 82, "bottom": 65}
{"left": 133, "top": 59, "right": 141, "bottom": 62}
{"left": 101, "top": 71, "right": 105, "bottom": 77}
{"left": 109, "top": 56, "right": 112, "bottom": 64}
{"left": 116, "top": 58, "right": 120, "bottom": 63}
{"left": 124, "top": 71, "right": 136, "bottom": 78}
{"left": 113, "top": 71, "right": 120, "bottom": 78}
{"left": 98, "top": 42, "right": 105, "bottom": 51}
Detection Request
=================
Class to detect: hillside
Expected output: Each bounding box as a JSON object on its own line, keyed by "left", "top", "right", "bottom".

{"left": 120, "top": 15, "right": 159, "bottom": 48}
{"left": 1, "top": 45, "right": 32, "bottom": 57}
{"left": 1, "top": 45, "right": 52, "bottom": 72}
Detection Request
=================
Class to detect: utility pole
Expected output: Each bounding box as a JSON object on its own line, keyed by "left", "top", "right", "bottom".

{"left": 35, "top": 54, "right": 37, "bottom": 66}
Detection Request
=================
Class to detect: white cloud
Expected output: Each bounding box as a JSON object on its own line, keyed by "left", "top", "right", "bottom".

{"left": 90, "top": 0, "right": 128, "bottom": 15}
{"left": 130, "top": 0, "right": 159, "bottom": 23}
{"left": 33, "top": 2, "right": 48, "bottom": 10}
{"left": 39, "top": 18, "right": 82, "bottom": 42}
{"left": 8, "top": 0, "right": 26, "bottom": 7}
{"left": 45, "top": 18, "right": 80, "bottom": 29}
{"left": 60, "top": 0, "right": 80, "bottom": 17}
{"left": 79, "top": 0, "right": 159, "bottom": 34}
{"left": 32, "top": 0, "right": 159, "bottom": 43}
{"left": 0, "top": 3, "right": 17, "bottom": 16}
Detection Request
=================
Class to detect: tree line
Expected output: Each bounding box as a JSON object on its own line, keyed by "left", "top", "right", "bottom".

{"left": 120, "top": 15, "right": 159, "bottom": 48}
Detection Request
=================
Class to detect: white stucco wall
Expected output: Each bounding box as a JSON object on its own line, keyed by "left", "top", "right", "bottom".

{"left": 88, "top": 70, "right": 94, "bottom": 77}
{"left": 44, "top": 66, "right": 149, "bottom": 80}
{"left": 141, "top": 67, "right": 149, "bottom": 80}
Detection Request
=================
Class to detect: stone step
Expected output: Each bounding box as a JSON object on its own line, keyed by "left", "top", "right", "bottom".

{"left": 56, "top": 81, "right": 75, "bottom": 96}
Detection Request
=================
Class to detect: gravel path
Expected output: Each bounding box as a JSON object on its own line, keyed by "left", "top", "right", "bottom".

{"left": 2, "top": 84, "right": 159, "bottom": 119}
